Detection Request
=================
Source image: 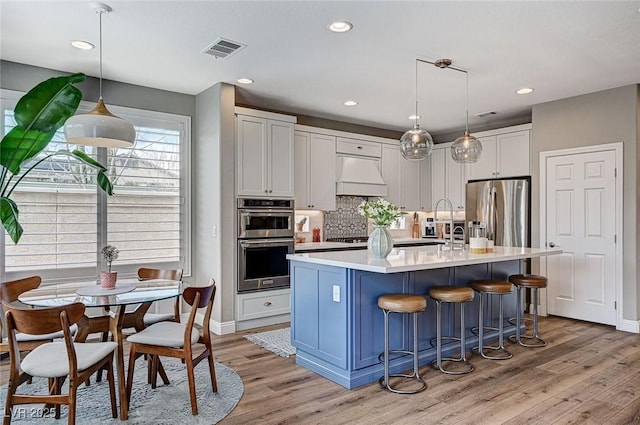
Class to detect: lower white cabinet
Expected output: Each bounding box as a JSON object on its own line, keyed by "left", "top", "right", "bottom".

{"left": 236, "top": 288, "right": 291, "bottom": 321}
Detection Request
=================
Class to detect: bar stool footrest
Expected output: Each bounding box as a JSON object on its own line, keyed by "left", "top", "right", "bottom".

{"left": 378, "top": 375, "right": 427, "bottom": 394}
{"left": 472, "top": 345, "right": 512, "bottom": 360}
{"left": 509, "top": 334, "right": 547, "bottom": 347}
{"left": 431, "top": 356, "right": 474, "bottom": 375}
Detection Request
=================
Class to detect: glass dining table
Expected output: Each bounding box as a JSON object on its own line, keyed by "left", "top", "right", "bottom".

{"left": 18, "top": 279, "right": 181, "bottom": 421}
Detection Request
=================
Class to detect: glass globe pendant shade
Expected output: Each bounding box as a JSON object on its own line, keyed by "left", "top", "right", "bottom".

{"left": 400, "top": 125, "right": 433, "bottom": 160}
{"left": 451, "top": 130, "right": 482, "bottom": 163}
{"left": 64, "top": 98, "right": 136, "bottom": 148}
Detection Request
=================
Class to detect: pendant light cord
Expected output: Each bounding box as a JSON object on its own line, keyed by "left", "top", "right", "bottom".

{"left": 414, "top": 59, "right": 419, "bottom": 129}
{"left": 98, "top": 9, "right": 103, "bottom": 100}
{"left": 464, "top": 71, "right": 469, "bottom": 132}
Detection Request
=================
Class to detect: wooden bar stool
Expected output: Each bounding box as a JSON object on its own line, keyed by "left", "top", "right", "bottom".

{"left": 471, "top": 280, "right": 513, "bottom": 360}
{"left": 428, "top": 286, "right": 475, "bottom": 375}
{"left": 377, "top": 294, "right": 427, "bottom": 394}
{"left": 508, "top": 274, "right": 548, "bottom": 347}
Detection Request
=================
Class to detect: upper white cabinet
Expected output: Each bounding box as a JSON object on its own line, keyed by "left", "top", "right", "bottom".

{"left": 381, "top": 144, "right": 427, "bottom": 211}
{"left": 430, "top": 144, "right": 466, "bottom": 211}
{"left": 236, "top": 108, "right": 296, "bottom": 198}
{"left": 294, "top": 131, "right": 336, "bottom": 210}
{"left": 467, "top": 124, "right": 531, "bottom": 181}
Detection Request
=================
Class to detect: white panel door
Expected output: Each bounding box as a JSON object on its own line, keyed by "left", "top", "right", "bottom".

{"left": 445, "top": 147, "right": 465, "bottom": 210}
{"left": 545, "top": 150, "right": 616, "bottom": 325}
{"left": 402, "top": 157, "right": 421, "bottom": 211}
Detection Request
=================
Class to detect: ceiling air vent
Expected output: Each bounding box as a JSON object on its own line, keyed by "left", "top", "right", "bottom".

{"left": 477, "top": 111, "right": 497, "bottom": 118}
{"left": 202, "top": 38, "right": 246, "bottom": 59}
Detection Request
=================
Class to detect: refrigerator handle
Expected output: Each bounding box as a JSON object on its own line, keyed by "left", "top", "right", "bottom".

{"left": 490, "top": 186, "right": 497, "bottom": 240}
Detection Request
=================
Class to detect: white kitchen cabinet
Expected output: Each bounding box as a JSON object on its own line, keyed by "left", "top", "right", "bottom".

{"left": 467, "top": 125, "right": 531, "bottom": 180}
{"left": 430, "top": 144, "right": 466, "bottom": 211}
{"left": 236, "top": 111, "right": 295, "bottom": 198}
{"left": 236, "top": 288, "right": 291, "bottom": 321}
{"left": 381, "top": 144, "right": 423, "bottom": 211}
{"left": 294, "top": 131, "right": 336, "bottom": 210}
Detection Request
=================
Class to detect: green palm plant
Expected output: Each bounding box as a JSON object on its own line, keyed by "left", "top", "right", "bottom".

{"left": 0, "top": 73, "right": 114, "bottom": 244}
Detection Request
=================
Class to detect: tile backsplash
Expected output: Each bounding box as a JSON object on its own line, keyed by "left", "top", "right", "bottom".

{"left": 324, "top": 196, "right": 368, "bottom": 239}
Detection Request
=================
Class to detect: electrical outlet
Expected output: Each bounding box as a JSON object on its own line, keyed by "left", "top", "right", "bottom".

{"left": 332, "top": 285, "right": 340, "bottom": 302}
{"left": 212, "top": 225, "right": 217, "bottom": 238}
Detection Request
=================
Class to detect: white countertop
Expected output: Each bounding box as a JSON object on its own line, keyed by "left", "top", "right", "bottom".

{"left": 287, "top": 245, "right": 562, "bottom": 273}
{"left": 295, "top": 237, "right": 443, "bottom": 252}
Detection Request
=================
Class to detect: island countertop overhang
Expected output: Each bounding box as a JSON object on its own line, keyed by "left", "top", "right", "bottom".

{"left": 286, "top": 245, "right": 562, "bottom": 274}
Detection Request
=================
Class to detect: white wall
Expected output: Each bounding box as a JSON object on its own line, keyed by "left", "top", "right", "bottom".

{"left": 194, "top": 83, "right": 236, "bottom": 331}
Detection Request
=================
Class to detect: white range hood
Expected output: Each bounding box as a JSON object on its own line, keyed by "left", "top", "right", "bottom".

{"left": 336, "top": 156, "right": 387, "bottom": 197}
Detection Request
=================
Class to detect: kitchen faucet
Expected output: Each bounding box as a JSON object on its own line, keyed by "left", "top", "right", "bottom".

{"left": 434, "top": 198, "right": 465, "bottom": 251}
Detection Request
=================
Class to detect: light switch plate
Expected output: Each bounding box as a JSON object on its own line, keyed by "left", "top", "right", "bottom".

{"left": 332, "top": 285, "right": 340, "bottom": 302}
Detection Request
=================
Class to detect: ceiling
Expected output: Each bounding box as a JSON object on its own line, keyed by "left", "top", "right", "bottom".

{"left": 1, "top": 1, "right": 639, "bottom": 137}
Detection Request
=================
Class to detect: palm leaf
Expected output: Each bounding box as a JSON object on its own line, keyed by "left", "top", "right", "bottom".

{"left": 0, "top": 126, "right": 56, "bottom": 174}
{"left": 0, "top": 197, "right": 22, "bottom": 244}
{"left": 14, "top": 73, "right": 85, "bottom": 133}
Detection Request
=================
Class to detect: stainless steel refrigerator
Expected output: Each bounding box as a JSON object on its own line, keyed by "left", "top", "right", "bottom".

{"left": 465, "top": 177, "right": 530, "bottom": 248}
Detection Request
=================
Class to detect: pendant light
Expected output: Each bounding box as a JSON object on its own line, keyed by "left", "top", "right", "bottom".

{"left": 399, "top": 59, "right": 433, "bottom": 160}
{"left": 450, "top": 66, "right": 482, "bottom": 163}
{"left": 64, "top": 2, "right": 136, "bottom": 148}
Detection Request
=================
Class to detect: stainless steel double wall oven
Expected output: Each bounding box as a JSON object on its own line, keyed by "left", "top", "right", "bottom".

{"left": 237, "top": 198, "right": 294, "bottom": 292}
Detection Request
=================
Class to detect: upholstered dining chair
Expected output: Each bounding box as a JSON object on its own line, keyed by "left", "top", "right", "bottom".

{"left": 125, "top": 280, "right": 217, "bottom": 415}
{"left": 0, "top": 276, "right": 73, "bottom": 356}
{"left": 2, "top": 302, "right": 117, "bottom": 425}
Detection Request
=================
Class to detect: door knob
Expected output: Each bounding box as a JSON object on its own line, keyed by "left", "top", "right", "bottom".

{"left": 548, "top": 242, "right": 557, "bottom": 247}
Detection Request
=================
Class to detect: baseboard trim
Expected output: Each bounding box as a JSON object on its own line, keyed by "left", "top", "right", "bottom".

{"left": 618, "top": 319, "right": 640, "bottom": 334}
{"left": 195, "top": 312, "right": 236, "bottom": 335}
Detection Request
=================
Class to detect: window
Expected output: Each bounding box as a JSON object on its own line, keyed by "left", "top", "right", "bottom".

{"left": 1, "top": 90, "right": 191, "bottom": 284}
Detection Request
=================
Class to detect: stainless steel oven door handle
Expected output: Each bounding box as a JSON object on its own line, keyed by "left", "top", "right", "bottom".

{"left": 240, "top": 239, "right": 294, "bottom": 248}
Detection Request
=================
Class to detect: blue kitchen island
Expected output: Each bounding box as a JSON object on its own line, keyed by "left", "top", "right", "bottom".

{"left": 286, "top": 245, "right": 561, "bottom": 389}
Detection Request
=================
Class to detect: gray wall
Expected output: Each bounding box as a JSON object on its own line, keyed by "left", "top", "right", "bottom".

{"left": 531, "top": 84, "right": 640, "bottom": 320}
{"left": 194, "top": 83, "right": 236, "bottom": 326}
{"left": 0, "top": 60, "right": 195, "bottom": 118}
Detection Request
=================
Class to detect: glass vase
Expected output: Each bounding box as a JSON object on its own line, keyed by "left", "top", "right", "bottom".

{"left": 367, "top": 225, "right": 393, "bottom": 258}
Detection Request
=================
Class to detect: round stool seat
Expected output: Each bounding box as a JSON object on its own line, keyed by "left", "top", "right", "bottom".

{"left": 509, "top": 274, "right": 548, "bottom": 288}
{"left": 378, "top": 294, "right": 427, "bottom": 313}
{"left": 471, "top": 280, "right": 513, "bottom": 294}
{"left": 429, "top": 286, "right": 474, "bottom": 303}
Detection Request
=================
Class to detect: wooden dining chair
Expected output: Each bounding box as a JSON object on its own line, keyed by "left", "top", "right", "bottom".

{"left": 137, "top": 267, "right": 184, "bottom": 326}
{"left": 0, "top": 276, "right": 69, "bottom": 355}
{"left": 125, "top": 280, "right": 217, "bottom": 415}
{"left": 2, "top": 302, "right": 117, "bottom": 425}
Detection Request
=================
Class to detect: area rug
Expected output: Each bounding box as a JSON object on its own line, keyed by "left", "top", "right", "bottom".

{"left": 0, "top": 357, "right": 243, "bottom": 424}
{"left": 244, "top": 327, "right": 296, "bottom": 358}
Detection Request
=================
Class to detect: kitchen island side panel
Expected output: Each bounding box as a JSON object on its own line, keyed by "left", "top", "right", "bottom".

{"left": 291, "top": 263, "right": 348, "bottom": 367}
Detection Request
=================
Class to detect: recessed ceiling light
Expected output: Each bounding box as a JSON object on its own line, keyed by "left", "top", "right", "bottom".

{"left": 516, "top": 87, "right": 534, "bottom": 95}
{"left": 344, "top": 100, "right": 358, "bottom": 106}
{"left": 408, "top": 115, "right": 421, "bottom": 120}
{"left": 328, "top": 21, "right": 353, "bottom": 33}
{"left": 71, "top": 40, "right": 95, "bottom": 50}
{"left": 237, "top": 78, "right": 254, "bottom": 84}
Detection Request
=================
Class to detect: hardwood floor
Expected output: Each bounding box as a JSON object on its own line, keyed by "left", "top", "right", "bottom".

{"left": 3, "top": 316, "right": 640, "bottom": 424}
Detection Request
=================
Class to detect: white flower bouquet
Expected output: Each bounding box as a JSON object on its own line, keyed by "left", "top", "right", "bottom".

{"left": 357, "top": 198, "right": 406, "bottom": 227}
